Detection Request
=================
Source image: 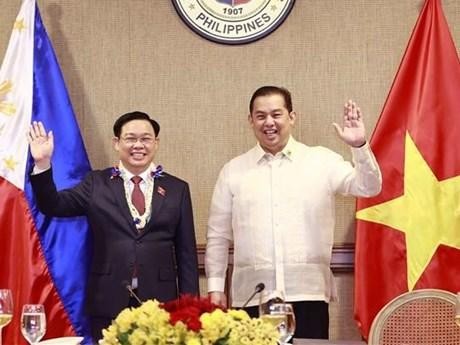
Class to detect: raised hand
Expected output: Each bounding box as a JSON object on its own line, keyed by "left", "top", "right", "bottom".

{"left": 27, "top": 121, "right": 54, "bottom": 170}
{"left": 332, "top": 100, "right": 366, "bottom": 147}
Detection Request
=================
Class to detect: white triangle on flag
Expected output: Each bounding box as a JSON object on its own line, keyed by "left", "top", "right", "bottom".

{"left": 0, "top": 0, "right": 35, "bottom": 190}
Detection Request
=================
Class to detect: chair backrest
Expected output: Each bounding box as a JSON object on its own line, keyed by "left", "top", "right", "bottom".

{"left": 368, "top": 289, "right": 460, "bottom": 345}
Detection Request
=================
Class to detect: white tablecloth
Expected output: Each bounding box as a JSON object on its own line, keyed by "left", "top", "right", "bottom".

{"left": 294, "top": 339, "right": 365, "bottom": 345}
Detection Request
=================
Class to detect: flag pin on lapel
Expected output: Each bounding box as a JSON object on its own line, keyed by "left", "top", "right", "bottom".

{"left": 157, "top": 186, "right": 166, "bottom": 197}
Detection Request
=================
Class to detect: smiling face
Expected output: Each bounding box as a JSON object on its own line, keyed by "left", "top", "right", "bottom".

{"left": 248, "top": 93, "right": 296, "bottom": 155}
{"left": 113, "top": 119, "right": 159, "bottom": 175}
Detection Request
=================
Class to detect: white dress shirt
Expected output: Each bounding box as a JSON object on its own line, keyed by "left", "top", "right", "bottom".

{"left": 120, "top": 164, "right": 151, "bottom": 196}
{"left": 205, "top": 137, "right": 381, "bottom": 307}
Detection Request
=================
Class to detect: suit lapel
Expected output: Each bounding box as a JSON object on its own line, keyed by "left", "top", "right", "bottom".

{"left": 144, "top": 178, "right": 167, "bottom": 231}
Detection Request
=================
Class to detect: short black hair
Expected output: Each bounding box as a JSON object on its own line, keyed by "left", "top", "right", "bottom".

{"left": 249, "top": 86, "right": 293, "bottom": 113}
{"left": 113, "top": 111, "right": 160, "bottom": 137}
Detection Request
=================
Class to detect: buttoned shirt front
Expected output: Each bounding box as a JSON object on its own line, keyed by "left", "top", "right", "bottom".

{"left": 120, "top": 163, "right": 151, "bottom": 196}
{"left": 205, "top": 137, "right": 381, "bottom": 307}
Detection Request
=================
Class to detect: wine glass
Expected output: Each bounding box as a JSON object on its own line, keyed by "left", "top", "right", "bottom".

{"left": 260, "top": 302, "right": 296, "bottom": 344}
{"left": 21, "top": 304, "right": 46, "bottom": 345}
{"left": 259, "top": 289, "right": 285, "bottom": 316}
{"left": 455, "top": 292, "right": 460, "bottom": 327}
{"left": 0, "top": 289, "right": 13, "bottom": 345}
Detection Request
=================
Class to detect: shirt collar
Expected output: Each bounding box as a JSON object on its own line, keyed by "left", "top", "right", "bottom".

{"left": 254, "top": 136, "right": 297, "bottom": 163}
{"left": 118, "top": 161, "right": 154, "bottom": 181}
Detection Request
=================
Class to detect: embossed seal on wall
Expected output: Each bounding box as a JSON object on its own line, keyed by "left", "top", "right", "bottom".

{"left": 172, "top": 0, "right": 296, "bottom": 45}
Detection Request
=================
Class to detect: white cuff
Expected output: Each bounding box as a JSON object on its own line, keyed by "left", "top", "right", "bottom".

{"left": 207, "top": 277, "right": 226, "bottom": 293}
{"left": 32, "top": 165, "right": 51, "bottom": 175}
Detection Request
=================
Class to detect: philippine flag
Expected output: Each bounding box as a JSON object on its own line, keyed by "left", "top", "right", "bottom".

{"left": 0, "top": 0, "right": 92, "bottom": 344}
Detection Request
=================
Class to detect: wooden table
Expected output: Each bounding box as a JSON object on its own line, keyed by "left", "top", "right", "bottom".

{"left": 294, "top": 339, "right": 366, "bottom": 345}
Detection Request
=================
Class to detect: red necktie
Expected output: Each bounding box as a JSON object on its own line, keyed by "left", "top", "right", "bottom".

{"left": 131, "top": 176, "right": 145, "bottom": 215}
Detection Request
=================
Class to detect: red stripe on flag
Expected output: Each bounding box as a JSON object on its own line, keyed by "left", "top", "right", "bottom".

{"left": 0, "top": 177, "right": 75, "bottom": 344}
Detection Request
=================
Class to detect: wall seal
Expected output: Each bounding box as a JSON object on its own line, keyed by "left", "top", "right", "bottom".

{"left": 172, "top": 0, "right": 296, "bottom": 45}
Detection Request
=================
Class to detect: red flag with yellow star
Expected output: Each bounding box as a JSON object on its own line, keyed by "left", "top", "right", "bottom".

{"left": 354, "top": 0, "right": 460, "bottom": 339}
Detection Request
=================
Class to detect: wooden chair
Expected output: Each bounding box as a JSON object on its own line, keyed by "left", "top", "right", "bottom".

{"left": 368, "top": 289, "right": 460, "bottom": 345}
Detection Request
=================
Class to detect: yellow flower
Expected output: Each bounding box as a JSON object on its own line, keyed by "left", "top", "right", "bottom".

{"left": 115, "top": 308, "right": 136, "bottom": 333}
{"left": 227, "top": 309, "right": 249, "bottom": 321}
{"left": 101, "top": 297, "right": 278, "bottom": 345}
{"left": 128, "top": 328, "right": 149, "bottom": 345}
{"left": 228, "top": 318, "right": 279, "bottom": 345}
{"left": 186, "top": 337, "right": 202, "bottom": 345}
{"left": 200, "top": 309, "right": 231, "bottom": 343}
{"left": 100, "top": 324, "right": 121, "bottom": 345}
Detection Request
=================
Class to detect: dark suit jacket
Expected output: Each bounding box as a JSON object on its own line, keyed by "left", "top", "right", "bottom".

{"left": 30, "top": 167, "right": 199, "bottom": 318}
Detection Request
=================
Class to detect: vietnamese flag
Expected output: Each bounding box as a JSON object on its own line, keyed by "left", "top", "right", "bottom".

{"left": 354, "top": 0, "right": 460, "bottom": 339}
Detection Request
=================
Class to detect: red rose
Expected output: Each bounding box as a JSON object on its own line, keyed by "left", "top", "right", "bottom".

{"left": 161, "top": 294, "right": 224, "bottom": 331}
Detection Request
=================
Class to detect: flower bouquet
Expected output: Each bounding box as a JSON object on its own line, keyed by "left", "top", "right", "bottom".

{"left": 100, "top": 295, "right": 279, "bottom": 345}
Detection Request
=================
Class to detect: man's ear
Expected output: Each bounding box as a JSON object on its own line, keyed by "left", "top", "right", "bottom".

{"left": 289, "top": 111, "right": 297, "bottom": 123}
{"left": 248, "top": 113, "right": 253, "bottom": 125}
{"left": 112, "top": 137, "right": 120, "bottom": 151}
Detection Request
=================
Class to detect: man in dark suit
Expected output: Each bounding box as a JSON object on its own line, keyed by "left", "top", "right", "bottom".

{"left": 28, "top": 111, "right": 199, "bottom": 343}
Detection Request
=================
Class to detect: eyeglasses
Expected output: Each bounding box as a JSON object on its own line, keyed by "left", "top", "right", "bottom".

{"left": 120, "top": 136, "right": 156, "bottom": 145}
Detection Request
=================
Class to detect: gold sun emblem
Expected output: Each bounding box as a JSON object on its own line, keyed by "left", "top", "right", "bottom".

{"left": 0, "top": 80, "right": 16, "bottom": 116}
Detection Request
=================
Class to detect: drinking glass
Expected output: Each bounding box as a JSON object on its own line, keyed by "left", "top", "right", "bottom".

{"left": 455, "top": 292, "right": 460, "bottom": 327}
{"left": 259, "top": 289, "right": 285, "bottom": 316}
{"left": 21, "top": 304, "right": 46, "bottom": 345}
{"left": 260, "top": 302, "right": 296, "bottom": 344}
{"left": 0, "top": 289, "right": 13, "bottom": 345}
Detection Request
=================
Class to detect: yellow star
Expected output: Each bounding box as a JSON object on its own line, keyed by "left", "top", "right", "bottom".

{"left": 0, "top": 80, "right": 16, "bottom": 116}
{"left": 3, "top": 155, "right": 19, "bottom": 171}
{"left": 356, "top": 132, "right": 460, "bottom": 290}
{"left": 14, "top": 18, "right": 26, "bottom": 32}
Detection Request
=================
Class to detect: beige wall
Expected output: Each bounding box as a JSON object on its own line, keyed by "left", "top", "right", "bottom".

{"left": 1, "top": 0, "right": 460, "bottom": 340}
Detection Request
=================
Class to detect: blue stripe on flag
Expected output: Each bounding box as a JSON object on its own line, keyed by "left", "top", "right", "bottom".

{"left": 24, "top": 4, "right": 92, "bottom": 343}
